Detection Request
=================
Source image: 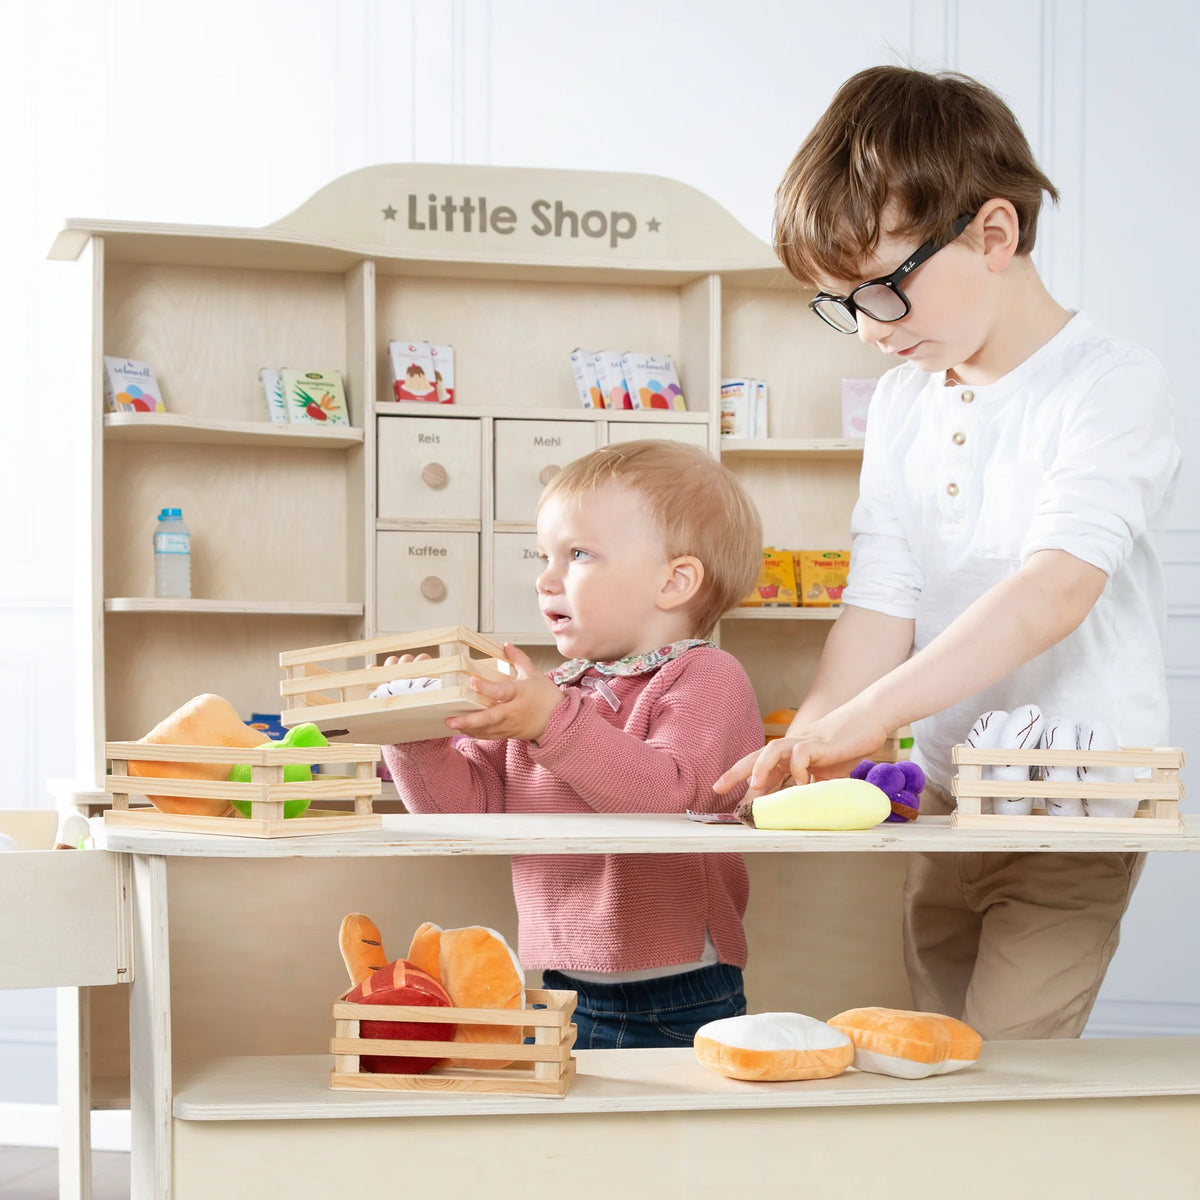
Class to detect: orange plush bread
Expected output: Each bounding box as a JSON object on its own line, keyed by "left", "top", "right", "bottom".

{"left": 339, "top": 914, "right": 389, "bottom": 987}
{"left": 693, "top": 1013, "right": 855, "bottom": 1082}
{"left": 127, "top": 693, "right": 269, "bottom": 816}
{"left": 345, "top": 958, "right": 457, "bottom": 1074}
{"left": 407, "top": 922, "right": 526, "bottom": 1069}
{"left": 828, "top": 1007, "right": 983, "bottom": 1078}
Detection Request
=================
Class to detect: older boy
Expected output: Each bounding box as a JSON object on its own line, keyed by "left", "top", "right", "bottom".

{"left": 716, "top": 66, "right": 1180, "bottom": 1038}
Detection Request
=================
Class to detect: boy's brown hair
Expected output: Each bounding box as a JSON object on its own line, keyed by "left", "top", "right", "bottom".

{"left": 774, "top": 66, "right": 1059, "bottom": 286}
{"left": 538, "top": 439, "right": 761, "bottom": 639}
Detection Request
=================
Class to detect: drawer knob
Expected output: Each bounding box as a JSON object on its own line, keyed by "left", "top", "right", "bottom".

{"left": 422, "top": 462, "right": 449, "bottom": 490}
{"left": 420, "top": 576, "right": 447, "bottom": 602}
{"left": 538, "top": 464, "right": 561, "bottom": 486}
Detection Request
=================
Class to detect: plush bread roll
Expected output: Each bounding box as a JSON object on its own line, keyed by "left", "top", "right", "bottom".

{"left": 339, "top": 913, "right": 389, "bottom": 987}
{"left": 989, "top": 704, "right": 1043, "bottom": 816}
{"left": 964, "top": 709, "right": 1009, "bottom": 815}
{"left": 828, "top": 1007, "right": 982, "bottom": 1078}
{"left": 1040, "top": 717, "right": 1085, "bottom": 816}
{"left": 1079, "top": 717, "right": 1137, "bottom": 818}
{"left": 694, "top": 1013, "right": 854, "bottom": 1081}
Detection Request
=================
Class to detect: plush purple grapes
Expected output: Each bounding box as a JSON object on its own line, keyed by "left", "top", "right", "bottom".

{"left": 852, "top": 757, "right": 924, "bottom": 822}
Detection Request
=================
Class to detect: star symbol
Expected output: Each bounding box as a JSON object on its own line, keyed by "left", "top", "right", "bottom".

{"left": 382, "top": 205, "right": 397, "bottom": 221}
{"left": 647, "top": 217, "right": 661, "bottom": 232}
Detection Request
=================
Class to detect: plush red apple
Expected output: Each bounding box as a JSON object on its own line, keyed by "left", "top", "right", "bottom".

{"left": 346, "top": 957, "right": 456, "bottom": 1073}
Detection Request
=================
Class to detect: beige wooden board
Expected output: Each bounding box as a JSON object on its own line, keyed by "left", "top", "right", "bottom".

{"left": 953, "top": 812, "right": 1183, "bottom": 833}
{"left": 716, "top": 617, "right": 835, "bottom": 716}
{"left": 0, "top": 813, "right": 129, "bottom": 989}
{"left": 172, "top": 1038, "right": 1200, "bottom": 1120}
{"left": 376, "top": 530, "right": 479, "bottom": 631}
{"left": 491, "top": 531, "right": 547, "bottom": 633}
{"left": 291, "top": 687, "right": 494, "bottom": 744}
{"left": 720, "top": 438, "right": 864, "bottom": 460}
{"left": 376, "top": 414, "right": 483, "bottom": 520}
{"left": 100, "top": 811, "right": 1200, "bottom": 858}
{"left": 104, "top": 807, "right": 381, "bottom": 839}
{"left": 104, "top": 412, "right": 363, "bottom": 448}
{"left": 605, "top": 419, "right": 710, "bottom": 447}
{"left": 493, "top": 419, "right": 598, "bottom": 521}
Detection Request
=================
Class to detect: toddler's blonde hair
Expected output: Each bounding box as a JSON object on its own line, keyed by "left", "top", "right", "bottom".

{"left": 538, "top": 439, "right": 761, "bottom": 639}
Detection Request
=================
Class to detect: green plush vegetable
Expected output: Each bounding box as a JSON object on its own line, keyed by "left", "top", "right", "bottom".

{"left": 228, "top": 723, "right": 328, "bottom": 818}
{"left": 734, "top": 778, "right": 890, "bottom": 830}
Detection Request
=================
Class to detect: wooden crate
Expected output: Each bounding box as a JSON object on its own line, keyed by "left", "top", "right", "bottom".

{"left": 951, "top": 744, "right": 1185, "bottom": 832}
{"left": 280, "top": 626, "right": 512, "bottom": 744}
{"left": 104, "top": 741, "right": 382, "bottom": 837}
{"left": 330, "top": 987, "right": 577, "bottom": 1097}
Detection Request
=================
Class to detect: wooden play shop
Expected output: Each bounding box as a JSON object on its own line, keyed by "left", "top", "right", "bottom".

{"left": 4, "top": 164, "right": 1193, "bottom": 1198}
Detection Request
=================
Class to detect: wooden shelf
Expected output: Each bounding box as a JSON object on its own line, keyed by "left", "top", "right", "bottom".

{"left": 104, "top": 412, "right": 364, "bottom": 448}
{"left": 99, "top": 811, "right": 1200, "bottom": 858}
{"left": 374, "top": 401, "right": 711, "bottom": 423}
{"left": 720, "top": 438, "right": 864, "bottom": 460}
{"left": 105, "top": 598, "right": 363, "bottom": 617}
{"left": 171, "top": 1038, "right": 1200, "bottom": 1122}
{"left": 724, "top": 607, "right": 842, "bottom": 621}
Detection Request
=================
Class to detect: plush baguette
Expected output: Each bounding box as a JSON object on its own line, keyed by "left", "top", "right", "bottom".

{"left": 339, "top": 913, "right": 389, "bottom": 987}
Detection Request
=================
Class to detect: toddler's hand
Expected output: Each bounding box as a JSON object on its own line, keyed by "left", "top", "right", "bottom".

{"left": 445, "top": 644, "right": 563, "bottom": 742}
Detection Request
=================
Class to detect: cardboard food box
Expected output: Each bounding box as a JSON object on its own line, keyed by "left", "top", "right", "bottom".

{"left": 797, "top": 550, "right": 850, "bottom": 606}
{"left": 741, "top": 547, "right": 798, "bottom": 607}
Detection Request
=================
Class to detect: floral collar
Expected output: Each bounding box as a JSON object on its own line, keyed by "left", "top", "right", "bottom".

{"left": 550, "top": 639, "right": 714, "bottom": 685}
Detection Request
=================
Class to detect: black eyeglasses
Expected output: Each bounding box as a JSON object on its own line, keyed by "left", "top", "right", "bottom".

{"left": 809, "top": 215, "right": 973, "bottom": 333}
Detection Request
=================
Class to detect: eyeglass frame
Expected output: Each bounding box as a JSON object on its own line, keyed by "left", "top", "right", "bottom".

{"left": 808, "top": 214, "right": 974, "bottom": 333}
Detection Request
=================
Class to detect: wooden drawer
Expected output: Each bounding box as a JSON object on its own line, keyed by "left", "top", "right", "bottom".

{"left": 491, "top": 533, "right": 547, "bottom": 635}
{"left": 607, "top": 421, "right": 711, "bottom": 449}
{"left": 377, "top": 416, "right": 482, "bottom": 522}
{"left": 494, "top": 420, "right": 597, "bottom": 522}
{"left": 0, "top": 811, "right": 130, "bottom": 990}
{"left": 376, "top": 531, "right": 478, "bottom": 631}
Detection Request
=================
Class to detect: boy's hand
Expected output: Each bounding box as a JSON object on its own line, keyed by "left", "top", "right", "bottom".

{"left": 715, "top": 704, "right": 890, "bottom": 801}
{"left": 445, "top": 644, "right": 563, "bottom": 742}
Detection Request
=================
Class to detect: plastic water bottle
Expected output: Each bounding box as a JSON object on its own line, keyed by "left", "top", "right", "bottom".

{"left": 154, "top": 507, "right": 191, "bottom": 599}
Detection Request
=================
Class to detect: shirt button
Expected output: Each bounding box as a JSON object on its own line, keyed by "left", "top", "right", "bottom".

{"left": 961, "top": 390, "right": 975, "bottom": 403}
{"left": 952, "top": 431, "right": 966, "bottom": 445}
{"left": 946, "top": 482, "right": 960, "bottom": 496}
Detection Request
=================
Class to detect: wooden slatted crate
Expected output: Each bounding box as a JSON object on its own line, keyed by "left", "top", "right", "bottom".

{"left": 104, "top": 741, "right": 382, "bottom": 837}
{"left": 330, "top": 987, "right": 577, "bottom": 1097}
{"left": 951, "top": 744, "right": 1185, "bottom": 832}
{"left": 280, "top": 626, "right": 512, "bottom": 744}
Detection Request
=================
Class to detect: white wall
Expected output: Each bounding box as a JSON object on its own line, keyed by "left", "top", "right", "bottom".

{"left": 2, "top": 0, "right": 1197, "bottom": 1119}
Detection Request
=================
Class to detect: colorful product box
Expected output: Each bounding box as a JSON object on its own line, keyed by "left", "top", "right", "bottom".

{"left": 389, "top": 341, "right": 440, "bottom": 402}
{"left": 753, "top": 379, "right": 769, "bottom": 437}
{"left": 741, "top": 547, "right": 798, "bottom": 607}
{"left": 797, "top": 549, "right": 851, "bottom": 606}
{"left": 103, "top": 357, "right": 165, "bottom": 413}
{"left": 258, "top": 368, "right": 288, "bottom": 423}
{"left": 594, "top": 349, "right": 632, "bottom": 410}
{"left": 720, "top": 378, "right": 752, "bottom": 437}
{"left": 569, "top": 348, "right": 605, "bottom": 408}
{"left": 621, "top": 352, "right": 686, "bottom": 411}
{"left": 279, "top": 368, "right": 349, "bottom": 425}
{"left": 428, "top": 343, "right": 455, "bottom": 403}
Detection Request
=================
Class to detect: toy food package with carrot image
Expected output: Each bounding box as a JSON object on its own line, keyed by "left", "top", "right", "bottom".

{"left": 280, "top": 368, "right": 349, "bottom": 424}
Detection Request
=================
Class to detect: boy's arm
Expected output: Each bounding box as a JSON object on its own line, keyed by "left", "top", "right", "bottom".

{"left": 530, "top": 652, "right": 764, "bottom": 814}
{"left": 734, "top": 548, "right": 1104, "bottom": 792}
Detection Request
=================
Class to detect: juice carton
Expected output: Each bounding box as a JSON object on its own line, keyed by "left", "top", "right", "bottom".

{"left": 594, "top": 349, "right": 632, "bottom": 410}
{"left": 797, "top": 550, "right": 851, "bottom": 606}
{"left": 720, "top": 378, "right": 751, "bottom": 437}
{"left": 741, "top": 547, "right": 798, "bottom": 607}
{"left": 280, "top": 368, "right": 349, "bottom": 425}
{"left": 103, "top": 357, "right": 165, "bottom": 413}
{"left": 389, "top": 341, "right": 439, "bottom": 402}
{"left": 621, "top": 352, "right": 686, "bottom": 411}
{"left": 569, "top": 348, "right": 605, "bottom": 408}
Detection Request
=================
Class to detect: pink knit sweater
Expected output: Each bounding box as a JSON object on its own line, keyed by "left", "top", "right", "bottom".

{"left": 382, "top": 645, "right": 762, "bottom": 972}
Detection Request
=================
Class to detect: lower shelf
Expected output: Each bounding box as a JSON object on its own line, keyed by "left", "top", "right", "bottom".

{"left": 171, "top": 1037, "right": 1200, "bottom": 1122}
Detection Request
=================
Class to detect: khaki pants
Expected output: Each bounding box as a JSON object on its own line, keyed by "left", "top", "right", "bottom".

{"left": 903, "top": 783, "right": 1145, "bottom": 1039}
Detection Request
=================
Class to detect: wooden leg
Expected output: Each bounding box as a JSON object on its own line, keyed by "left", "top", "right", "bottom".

{"left": 130, "top": 854, "right": 172, "bottom": 1200}
{"left": 56, "top": 986, "right": 92, "bottom": 1200}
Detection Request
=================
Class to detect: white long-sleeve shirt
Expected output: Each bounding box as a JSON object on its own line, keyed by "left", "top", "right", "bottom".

{"left": 843, "top": 312, "right": 1181, "bottom": 791}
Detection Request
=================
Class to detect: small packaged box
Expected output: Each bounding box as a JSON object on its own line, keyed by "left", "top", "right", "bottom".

{"left": 429, "top": 343, "right": 455, "bottom": 404}
{"left": 841, "top": 377, "right": 876, "bottom": 438}
{"left": 741, "top": 547, "right": 798, "bottom": 607}
{"left": 280, "top": 368, "right": 349, "bottom": 425}
{"left": 103, "top": 357, "right": 165, "bottom": 413}
{"left": 389, "top": 341, "right": 440, "bottom": 402}
{"left": 569, "top": 348, "right": 605, "bottom": 409}
{"left": 753, "top": 378, "right": 769, "bottom": 438}
{"left": 258, "top": 368, "right": 288, "bottom": 423}
{"left": 594, "top": 350, "right": 632, "bottom": 410}
{"left": 622, "top": 352, "right": 686, "bottom": 411}
{"left": 720, "top": 378, "right": 752, "bottom": 437}
{"left": 797, "top": 550, "right": 851, "bottom": 606}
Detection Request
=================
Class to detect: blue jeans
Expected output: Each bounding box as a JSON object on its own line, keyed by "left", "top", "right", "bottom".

{"left": 542, "top": 963, "right": 746, "bottom": 1049}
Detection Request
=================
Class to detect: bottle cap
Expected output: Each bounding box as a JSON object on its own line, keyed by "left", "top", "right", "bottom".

{"left": 158, "top": 507, "right": 183, "bottom": 520}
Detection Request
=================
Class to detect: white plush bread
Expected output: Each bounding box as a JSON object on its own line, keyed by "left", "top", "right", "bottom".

{"left": 1079, "top": 716, "right": 1137, "bottom": 818}
{"left": 1040, "top": 716, "right": 1085, "bottom": 817}
{"left": 693, "top": 1013, "right": 854, "bottom": 1082}
{"left": 964, "top": 709, "right": 1008, "bottom": 815}
{"left": 989, "top": 704, "right": 1044, "bottom": 816}
{"left": 827, "top": 1008, "right": 983, "bottom": 1079}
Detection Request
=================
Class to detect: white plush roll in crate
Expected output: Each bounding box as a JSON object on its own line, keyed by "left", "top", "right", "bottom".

{"left": 951, "top": 744, "right": 1185, "bottom": 832}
